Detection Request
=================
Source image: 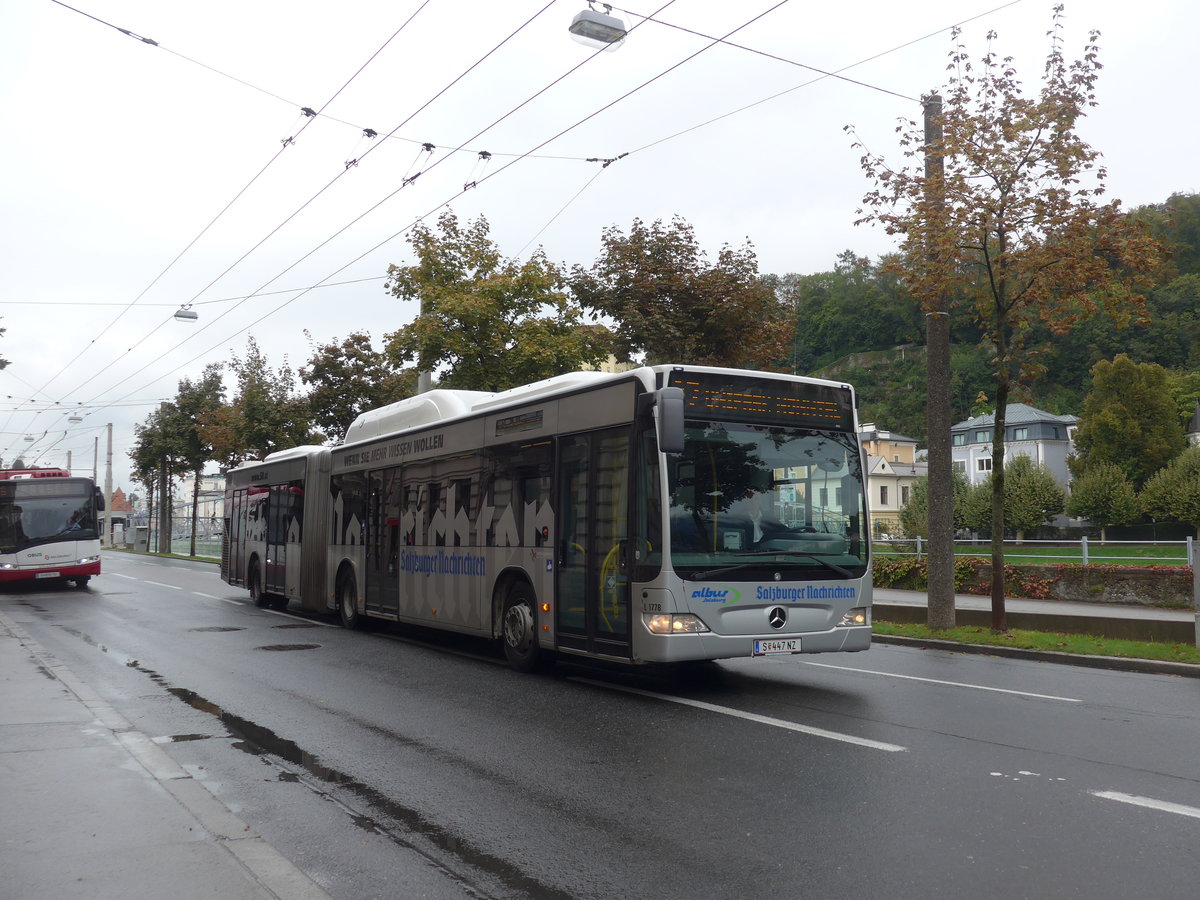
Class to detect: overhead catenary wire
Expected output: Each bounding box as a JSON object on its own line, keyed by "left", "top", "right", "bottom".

{"left": 60, "top": 0, "right": 577, "bottom": 417}
{"left": 47, "top": 0, "right": 988, "bottom": 424}
{"left": 12, "top": 0, "right": 1038, "bottom": 453}
{"left": 71, "top": 1, "right": 701, "bottom": 417}
{"left": 32, "top": 0, "right": 436, "bottom": 408}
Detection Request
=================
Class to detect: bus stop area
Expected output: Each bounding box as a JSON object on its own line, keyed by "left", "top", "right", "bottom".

{"left": 0, "top": 607, "right": 333, "bottom": 900}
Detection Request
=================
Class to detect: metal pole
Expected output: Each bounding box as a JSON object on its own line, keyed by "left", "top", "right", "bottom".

{"left": 104, "top": 424, "right": 114, "bottom": 547}
{"left": 1193, "top": 554, "right": 1199, "bottom": 650}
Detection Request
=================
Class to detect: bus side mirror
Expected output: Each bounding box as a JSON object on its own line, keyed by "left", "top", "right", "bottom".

{"left": 657, "top": 387, "right": 684, "bottom": 454}
{"left": 94, "top": 488, "right": 105, "bottom": 511}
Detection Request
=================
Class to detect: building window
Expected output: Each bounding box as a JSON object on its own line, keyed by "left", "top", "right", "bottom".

{"left": 1013, "top": 427, "right": 1029, "bottom": 441}
{"left": 952, "top": 434, "right": 966, "bottom": 446}
{"left": 879, "top": 485, "right": 889, "bottom": 507}
{"left": 901, "top": 485, "right": 910, "bottom": 506}
{"left": 953, "top": 460, "right": 966, "bottom": 473}
{"left": 977, "top": 457, "right": 992, "bottom": 472}
{"left": 975, "top": 430, "right": 989, "bottom": 443}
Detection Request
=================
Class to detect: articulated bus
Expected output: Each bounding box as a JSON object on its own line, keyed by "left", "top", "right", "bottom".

{"left": 221, "top": 365, "right": 872, "bottom": 671}
{"left": 0, "top": 468, "right": 105, "bottom": 588}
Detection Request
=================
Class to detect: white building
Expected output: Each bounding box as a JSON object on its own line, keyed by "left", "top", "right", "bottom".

{"left": 951, "top": 404, "right": 1077, "bottom": 487}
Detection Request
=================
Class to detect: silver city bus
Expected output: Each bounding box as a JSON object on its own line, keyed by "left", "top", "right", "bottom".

{"left": 221, "top": 365, "right": 872, "bottom": 671}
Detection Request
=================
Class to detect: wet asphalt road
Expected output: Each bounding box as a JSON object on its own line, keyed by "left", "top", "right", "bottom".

{"left": 5, "top": 551, "right": 1200, "bottom": 899}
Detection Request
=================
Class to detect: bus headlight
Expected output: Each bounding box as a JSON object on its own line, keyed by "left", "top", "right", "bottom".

{"left": 838, "top": 607, "right": 871, "bottom": 627}
{"left": 0, "top": 563, "right": 13, "bottom": 570}
{"left": 77, "top": 556, "right": 100, "bottom": 565}
{"left": 645, "top": 613, "right": 710, "bottom": 635}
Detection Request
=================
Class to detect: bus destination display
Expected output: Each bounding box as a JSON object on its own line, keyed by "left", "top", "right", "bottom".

{"left": 667, "top": 372, "right": 854, "bottom": 430}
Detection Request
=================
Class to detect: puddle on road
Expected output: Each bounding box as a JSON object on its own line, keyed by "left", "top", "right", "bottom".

{"left": 272, "top": 623, "right": 321, "bottom": 630}
{"left": 256, "top": 643, "right": 321, "bottom": 652}
{"left": 122, "top": 661, "right": 569, "bottom": 900}
{"left": 189, "top": 626, "right": 246, "bottom": 633}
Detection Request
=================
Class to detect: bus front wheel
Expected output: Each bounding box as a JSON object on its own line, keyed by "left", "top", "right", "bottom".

{"left": 72, "top": 576, "right": 90, "bottom": 590}
{"left": 501, "top": 582, "right": 541, "bottom": 673}
{"left": 338, "top": 573, "right": 362, "bottom": 630}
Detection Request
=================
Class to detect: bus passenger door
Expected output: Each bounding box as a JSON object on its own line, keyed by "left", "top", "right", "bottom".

{"left": 364, "top": 468, "right": 401, "bottom": 617}
{"left": 265, "top": 485, "right": 287, "bottom": 594}
{"left": 556, "top": 427, "right": 632, "bottom": 659}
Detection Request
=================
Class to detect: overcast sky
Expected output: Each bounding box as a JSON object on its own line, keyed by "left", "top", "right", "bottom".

{"left": 2, "top": 0, "right": 1195, "bottom": 495}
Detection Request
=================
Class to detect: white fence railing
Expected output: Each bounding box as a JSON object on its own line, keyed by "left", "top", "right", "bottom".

{"left": 874, "top": 537, "right": 1195, "bottom": 567}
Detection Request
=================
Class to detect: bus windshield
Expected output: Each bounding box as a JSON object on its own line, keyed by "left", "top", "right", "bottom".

{"left": 666, "top": 420, "right": 868, "bottom": 579}
{"left": 0, "top": 481, "right": 98, "bottom": 553}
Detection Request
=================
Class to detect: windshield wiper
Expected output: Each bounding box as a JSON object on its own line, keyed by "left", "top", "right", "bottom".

{"left": 691, "top": 551, "right": 854, "bottom": 580}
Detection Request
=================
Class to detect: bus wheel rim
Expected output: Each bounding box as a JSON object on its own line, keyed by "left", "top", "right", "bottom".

{"left": 504, "top": 602, "right": 533, "bottom": 652}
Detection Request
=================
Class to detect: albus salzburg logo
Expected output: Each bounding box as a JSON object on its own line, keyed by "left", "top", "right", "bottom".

{"left": 691, "top": 586, "right": 741, "bottom": 604}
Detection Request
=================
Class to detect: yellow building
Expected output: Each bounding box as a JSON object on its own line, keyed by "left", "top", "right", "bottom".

{"left": 858, "top": 424, "right": 926, "bottom": 537}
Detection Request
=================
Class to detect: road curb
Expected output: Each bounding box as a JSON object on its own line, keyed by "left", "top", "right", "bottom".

{"left": 872, "top": 633, "right": 1200, "bottom": 679}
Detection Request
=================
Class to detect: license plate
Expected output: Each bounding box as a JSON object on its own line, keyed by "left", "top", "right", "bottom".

{"left": 36, "top": 572, "right": 61, "bottom": 579}
{"left": 753, "top": 638, "right": 800, "bottom": 656}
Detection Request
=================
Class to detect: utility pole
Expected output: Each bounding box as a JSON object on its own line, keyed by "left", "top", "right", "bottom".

{"left": 923, "top": 94, "right": 956, "bottom": 630}
{"left": 104, "top": 423, "right": 114, "bottom": 547}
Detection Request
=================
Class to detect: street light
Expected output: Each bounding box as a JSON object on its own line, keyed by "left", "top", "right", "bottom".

{"left": 174, "top": 305, "right": 198, "bottom": 322}
{"left": 568, "top": 2, "right": 627, "bottom": 50}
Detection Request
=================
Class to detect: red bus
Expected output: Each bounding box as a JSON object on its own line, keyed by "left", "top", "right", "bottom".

{"left": 0, "top": 468, "right": 105, "bottom": 588}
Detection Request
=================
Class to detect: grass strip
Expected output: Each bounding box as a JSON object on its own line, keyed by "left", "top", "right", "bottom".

{"left": 872, "top": 620, "right": 1200, "bottom": 665}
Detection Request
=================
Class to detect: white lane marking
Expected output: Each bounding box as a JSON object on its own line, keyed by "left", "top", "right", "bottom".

{"left": 1091, "top": 791, "right": 1200, "bottom": 821}
{"left": 219, "top": 598, "right": 244, "bottom": 606}
{"left": 192, "top": 592, "right": 222, "bottom": 599}
{"left": 573, "top": 678, "right": 906, "bottom": 752}
{"left": 112, "top": 573, "right": 138, "bottom": 580}
{"left": 261, "top": 608, "right": 337, "bottom": 628}
{"left": 799, "top": 661, "right": 1082, "bottom": 703}
{"left": 143, "top": 580, "right": 182, "bottom": 590}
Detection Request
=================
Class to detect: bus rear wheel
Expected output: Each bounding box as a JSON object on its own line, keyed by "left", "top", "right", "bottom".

{"left": 72, "top": 576, "right": 91, "bottom": 590}
{"left": 501, "top": 582, "right": 541, "bottom": 673}
{"left": 248, "top": 562, "right": 270, "bottom": 608}
{"left": 338, "top": 572, "right": 362, "bottom": 630}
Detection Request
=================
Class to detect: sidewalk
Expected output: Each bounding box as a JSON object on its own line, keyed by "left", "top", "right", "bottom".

{"left": 873, "top": 587, "right": 1200, "bottom": 678}
{"left": 874, "top": 587, "right": 1197, "bottom": 643}
{"left": 0, "top": 609, "right": 333, "bottom": 900}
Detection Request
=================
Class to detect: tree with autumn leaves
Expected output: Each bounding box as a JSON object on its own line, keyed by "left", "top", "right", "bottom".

{"left": 569, "top": 217, "right": 792, "bottom": 369}
{"left": 851, "top": 10, "right": 1163, "bottom": 629}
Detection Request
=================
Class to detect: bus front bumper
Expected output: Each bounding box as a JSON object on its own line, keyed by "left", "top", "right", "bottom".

{"left": 0, "top": 558, "right": 101, "bottom": 582}
{"left": 635, "top": 623, "right": 873, "bottom": 663}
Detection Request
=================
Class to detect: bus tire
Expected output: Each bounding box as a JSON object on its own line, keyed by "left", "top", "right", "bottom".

{"left": 501, "top": 581, "right": 541, "bottom": 673}
{"left": 73, "top": 576, "right": 90, "bottom": 590}
{"left": 338, "top": 571, "right": 362, "bottom": 630}
{"left": 248, "top": 561, "right": 270, "bottom": 608}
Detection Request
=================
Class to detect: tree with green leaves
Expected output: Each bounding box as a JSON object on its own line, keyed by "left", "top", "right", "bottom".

{"left": 1139, "top": 447, "right": 1200, "bottom": 538}
{"left": 385, "top": 211, "right": 611, "bottom": 393}
{"left": 300, "top": 331, "right": 415, "bottom": 443}
{"left": 204, "top": 337, "right": 317, "bottom": 469}
{"left": 850, "top": 12, "right": 1163, "bottom": 628}
{"left": 961, "top": 455, "right": 1065, "bottom": 541}
{"left": 1069, "top": 355, "right": 1186, "bottom": 489}
{"left": 173, "top": 365, "right": 225, "bottom": 557}
{"left": 897, "top": 468, "right": 970, "bottom": 538}
{"left": 130, "top": 401, "right": 194, "bottom": 553}
{"left": 1064, "top": 462, "right": 1139, "bottom": 543}
{"left": 570, "top": 216, "right": 791, "bottom": 369}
